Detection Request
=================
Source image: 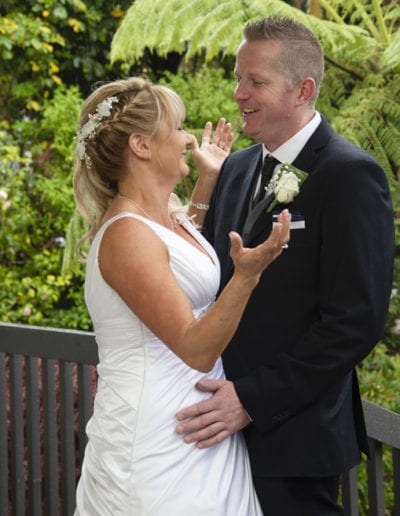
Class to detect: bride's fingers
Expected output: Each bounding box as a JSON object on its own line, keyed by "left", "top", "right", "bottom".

{"left": 223, "top": 127, "right": 234, "bottom": 152}
{"left": 201, "top": 121, "right": 212, "bottom": 145}
{"left": 213, "top": 119, "right": 234, "bottom": 151}
{"left": 218, "top": 122, "right": 233, "bottom": 151}
{"left": 211, "top": 118, "right": 226, "bottom": 145}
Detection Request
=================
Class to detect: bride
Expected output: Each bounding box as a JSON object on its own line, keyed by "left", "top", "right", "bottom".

{"left": 73, "top": 76, "right": 290, "bottom": 515}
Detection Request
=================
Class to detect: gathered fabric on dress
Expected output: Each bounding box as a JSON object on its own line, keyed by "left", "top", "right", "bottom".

{"left": 74, "top": 212, "right": 262, "bottom": 516}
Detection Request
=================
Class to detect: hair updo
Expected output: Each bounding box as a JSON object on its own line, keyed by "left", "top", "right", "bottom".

{"left": 73, "top": 77, "right": 186, "bottom": 254}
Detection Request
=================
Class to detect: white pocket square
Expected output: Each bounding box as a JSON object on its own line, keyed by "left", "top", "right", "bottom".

{"left": 273, "top": 211, "right": 305, "bottom": 229}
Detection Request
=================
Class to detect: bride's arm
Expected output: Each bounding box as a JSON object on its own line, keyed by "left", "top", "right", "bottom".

{"left": 188, "top": 119, "right": 234, "bottom": 228}
{"left": 99, "top": 211, "right": 290, "bottom": 372}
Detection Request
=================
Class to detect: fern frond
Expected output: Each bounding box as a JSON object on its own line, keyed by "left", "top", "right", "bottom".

{"left": 335, "top": 116, "right": 395, "bottom": 191}
{"left": 383, "top": 121, "right": 400, "bottom": 169}
{"left": 185, "top": 2, "right": 243, "bottom": 59}
{"left": 381, "top": 29, "right": 400, "bottom": 73}
{"left": 330, "top": 80, "right": 400, "bottom": 192}
{"left": 111, "top": 0, "right": 374, "bottom": 68}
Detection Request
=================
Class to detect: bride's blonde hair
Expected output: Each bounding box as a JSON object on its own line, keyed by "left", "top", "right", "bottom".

{"left": 73, "top": 76, "right": 186, "bottom": 259}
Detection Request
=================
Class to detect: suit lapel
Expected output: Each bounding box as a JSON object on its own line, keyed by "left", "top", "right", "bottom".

{"left": 292, "top": 116, "right": 332, "bottom": 172}
{"left": 242, "top": 192, "right": 274, "bottom": 244}
{"left": 231, "top": 146, "right": 264, "bottom": 234}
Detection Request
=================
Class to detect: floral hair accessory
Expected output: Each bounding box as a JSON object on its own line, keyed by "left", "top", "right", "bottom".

{"left": 76, "top": 96, "right": 119, "bottom": 167}
{"left": 266, "top": 163, "right": 308, "bottom": 213}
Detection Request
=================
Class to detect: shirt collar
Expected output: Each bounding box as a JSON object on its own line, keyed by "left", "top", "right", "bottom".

{"left": 263, "top": 111, "right": 322, "bottom": 164}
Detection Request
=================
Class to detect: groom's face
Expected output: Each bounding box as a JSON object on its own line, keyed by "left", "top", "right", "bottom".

{"left": 233, "top": 39, "right": 300, "bottom": 150}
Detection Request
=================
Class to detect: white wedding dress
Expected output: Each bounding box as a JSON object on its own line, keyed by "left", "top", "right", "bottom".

{"left": 74, "top": 212, "right": 262, "bottom": 516}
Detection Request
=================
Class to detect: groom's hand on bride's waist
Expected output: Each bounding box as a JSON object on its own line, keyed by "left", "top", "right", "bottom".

{"left": 175, "top": 379, "right": 251, "bottom": 449}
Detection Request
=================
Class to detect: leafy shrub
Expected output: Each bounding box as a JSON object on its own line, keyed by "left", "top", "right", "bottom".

{"left": 0, "top": 86, "right": 91, "bottom": 330}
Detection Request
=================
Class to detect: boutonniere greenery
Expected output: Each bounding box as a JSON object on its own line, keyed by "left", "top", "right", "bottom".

{"left": 266, "top": 163, "right": 308, "bottom": 213}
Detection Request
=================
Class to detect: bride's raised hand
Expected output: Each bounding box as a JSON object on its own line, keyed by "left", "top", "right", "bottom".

{"left": 190, "top": 118, "right": 234, "bottom": 179}
{"left": 229, "top": 210, "right": 291, "bottom": 283}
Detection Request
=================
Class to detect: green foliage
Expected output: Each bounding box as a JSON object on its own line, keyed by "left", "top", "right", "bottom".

{"left": 359, "top": 344, "right": 400, "bottom": 413}
{"left": 110, "top": 0, "right": 373, "bottom": 64}
{"left": 0, "top": 1, "right": 107, "bottom": 331}
{"left": 0, "top": 0, "right": 132, "bottom": 123}
{"left": 0, "top": 85, "right": 91, "bottom": 329}
{"left": 0, "top": 12, "right": 64, "bottom": 119}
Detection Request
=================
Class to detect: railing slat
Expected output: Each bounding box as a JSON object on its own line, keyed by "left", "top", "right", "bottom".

{"left": 342, "top": 467, "right": 359, "bottom": 516}
{"left": 42, "top": 359, "right": 59, "bottom": 516}
{"left": 26, "top": 356, "right": 42, "bottom": 515}
{"left": 59, "top": 361, "right": 77, "bottom": 516}
{"left": 393, "top": 448, "right": 400, "bottom": 516}
{"left": 0, "top": 353, "right": 8, "bottom": 511}
{"left": 367, "top": 438, "right": 385, "bottom": 516}
{"left": 9, "top": 354, "right": 25, "bottom": 516}
{"left": 77, "top": 364, "right": 94, "bottom": 467}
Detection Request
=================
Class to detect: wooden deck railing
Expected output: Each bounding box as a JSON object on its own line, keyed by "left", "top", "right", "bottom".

{"left": 0, "top": 323, "right": 97, "bottom": 516}
{"left": 0, "top": 322, "right": 399, "bottom": 516}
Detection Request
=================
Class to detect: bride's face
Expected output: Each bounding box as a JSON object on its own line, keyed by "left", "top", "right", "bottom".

{"left": 154, "top": 121, "right": 192, "bottom": 181}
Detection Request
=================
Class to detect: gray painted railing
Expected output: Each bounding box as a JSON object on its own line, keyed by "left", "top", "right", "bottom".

{"left": 0, "top": 322, "right": 399, "bottom": 515}
{"left": 342, "top": 400, "right": 400, "bottom": 516}
{"left": 0, "top": 323, "right": 97, "bottom": 516}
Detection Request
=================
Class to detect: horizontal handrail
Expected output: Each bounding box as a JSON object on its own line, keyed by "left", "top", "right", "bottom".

{"left": 0, "top": 322, "right": 97, "bottom": 364}
{"left": 362, "top": 399, "right": 400, "bottom": 449}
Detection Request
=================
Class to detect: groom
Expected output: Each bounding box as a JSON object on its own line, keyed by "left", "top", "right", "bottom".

{"left": 177, "top": 16, "right": 395, "bottom": 515}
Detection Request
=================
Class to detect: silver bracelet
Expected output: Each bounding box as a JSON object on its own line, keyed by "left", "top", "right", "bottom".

{"left": 189, "top": 201, "right": 209, "bottom": 210}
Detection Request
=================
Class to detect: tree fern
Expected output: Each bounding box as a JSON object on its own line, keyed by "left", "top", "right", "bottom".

{"left": 110, "top": 0, "right": 372, "bottom": 68}
{"left": 330, "top": 77, "right": 400, "bottom": 191}
{"left": 318, "top": 0, "right": 400, "bottom": 72}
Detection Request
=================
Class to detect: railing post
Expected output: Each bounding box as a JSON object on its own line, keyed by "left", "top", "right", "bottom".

{"left": 0, "top": 353, "right": 8, "bottom": 514}
{"left": 9, "top": 354, "right": 25, "bottom": 516}
{"left": 342, "top": 467, "right": 360, "bottom": 516}
{"left": 42, "top": 359, "right": 59, "bottom": 516}
{"left": 393, "top": 448, "right": 400, "bottom": 516}
{"left": 367, "top": 438, "right": 385, "bottom": 515}
{"left": 59, "top": 361, "right": 77, "bottom": 516}
{"left": 25, "top": 356, "right": 42, "bottom": 515}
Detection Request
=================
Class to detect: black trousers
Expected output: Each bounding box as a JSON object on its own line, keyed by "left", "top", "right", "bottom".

{"left": 253, "top": 475, "right": 344, "bottom": 516}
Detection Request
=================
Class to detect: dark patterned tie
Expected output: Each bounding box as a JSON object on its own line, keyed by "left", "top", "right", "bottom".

{"left": 253, "top": 155, "right": 280, "bottom": 206}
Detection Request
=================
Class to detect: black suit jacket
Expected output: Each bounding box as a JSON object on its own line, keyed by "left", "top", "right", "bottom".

{"left": 203, "top": 117, "right": 394, "bottom": 477}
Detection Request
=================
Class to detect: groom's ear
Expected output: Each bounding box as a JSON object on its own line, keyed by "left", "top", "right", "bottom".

{"left": 296, "top": 77, "right": 316, "bottom": 106}
{"left": 128, "top": 133, "right": 152, "bottom": 160}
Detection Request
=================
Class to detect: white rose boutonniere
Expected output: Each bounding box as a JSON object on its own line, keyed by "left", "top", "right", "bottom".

{"left": 266, "top": 163, "right": 308, "bottom": 213}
